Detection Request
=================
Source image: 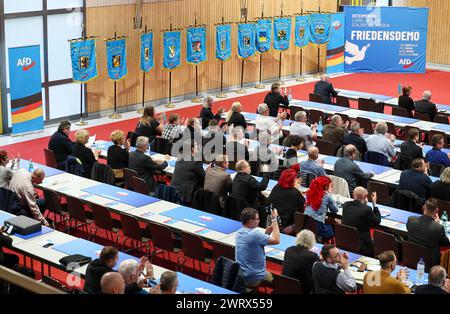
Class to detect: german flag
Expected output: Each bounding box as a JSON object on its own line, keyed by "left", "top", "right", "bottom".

{"left": 11, "top": 92, "right": 43, "bottom": 125}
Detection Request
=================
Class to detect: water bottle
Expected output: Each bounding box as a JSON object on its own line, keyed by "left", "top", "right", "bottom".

{"left": 441, "top": 212, "right": 449, "bottom": 233}
{"left": 28, "top": 159, "right": 34, "bottom": 173}
{"left": 318, "top": 117, "right": 323, "bottom": 134}
{"left": 288, "top": 88, "right": 293, "bottom": 102}
{"left": 416, "top": 258, "right": 425, "bottom": 285}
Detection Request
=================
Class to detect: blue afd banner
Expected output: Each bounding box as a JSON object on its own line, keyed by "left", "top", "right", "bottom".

{"left": 70, "top": 39, "right": 98, "bottom": 83}
{"left": 310, "top": 13, "right": 332, "bottom": 44}
{"left": 274, "top": 17, "right": 292, "bottom": 51}
{"left": 163, "top": 31, "right": 181, "bottom": 70}
{"left": 186, "top": 27, "right": 207, "bottom": 65}
{"left": 106, "top": 38, "right": 127, "bottom": 80}
{"left": 344, "top": 6, "right": 429, "bottom": 73}
{"left": 326, "top": 13, "right": 346, "bottom": 74}
{"left": 255, "top": 19, "right": 272, "bottom": 53}
{"left": 140, "top": 32, "right": 154, "bottom": 73}
{"left": 8, "top": 45, "right": 44, "bottom": 135}
{"left": 216, "top": 24, "right": 232, "bottom": 61}
{"left": 238, "top": 23, "right": 256, "bottom": 59}
{"left": 295, "top": 15, "right": 310, "bottom": 48}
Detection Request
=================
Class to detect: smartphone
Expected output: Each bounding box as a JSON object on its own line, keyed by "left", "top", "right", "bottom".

{"left": 43, "top": 242, "right": 54, "bottom": 248}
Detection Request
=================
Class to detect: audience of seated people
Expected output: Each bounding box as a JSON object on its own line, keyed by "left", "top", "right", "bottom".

{"left": 48, "top": 120, "right": 74, "bottom": 168}
{"left": 299, "top": 147, "right": 326, "bottom": 180}
{"left": 365, "top": 121, "right": 396, "bottom": 162}
{"left": 289, "top": 111, "right": 317, "bottom": 149}
{"left": 342, "top": 122, "right": 367, "bottom": 157}
{"left": 255, "top": 103, "right": 286, "bottom": 144}
{"left": 415, "top": 90, "right": 437, "bottom": 121}
{"left": 304, "top": 176, "right": 338, "bottom": 239}
{"left": 135, "top": 106, "right": 163, "bottom": 145}
{"left": 268, "top": 169, "right": 305, "bottom": 235}
{"left": 204, "top": 154, "right": 232, "bottom": 207}
{"left": 342, "top": 187, "right": 381, "bottom": 257}
{"left": 72, "top": 129, "right": 99, "bottom": 178}
{"left": 426, "top": 134, "right": 450, "bottom": 168}
{"left": 398, "top": 158, "right": 432, "bottom": 204}
{"left": 322, "top": 115, "right": 349, "bottom": 153}
{"left": 398, "top": 128, "right": 424, "bottom": 169}
{"left": 107, "top": 130, "right": 130, "bottom": 181}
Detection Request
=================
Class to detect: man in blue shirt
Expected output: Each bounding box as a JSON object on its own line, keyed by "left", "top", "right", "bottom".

{"left": 235, "top": 207, "right": 280, "bottom": 288}
{"left": 300, "top": 147, "right": 326, "bottom": 178}
{"left": 426, "top": 134, "right": 450, "bottom": 168}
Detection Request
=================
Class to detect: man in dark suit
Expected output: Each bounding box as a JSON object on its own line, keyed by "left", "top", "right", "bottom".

{"left": 334, "top": 145, "right": 374, "bottom": 196}
{"left": 342, "top": 122, "right": 368, "bottom": 156}
{"left": 230, "top": 160, "right": 269, "bottom": 207}
{"left": 264, "top": 83, "right": 289, "bottom": 117}
{"left": 397, "top": 128, "right": 424, "bottom": 170}
{"left": 48, "top": 120, "right": 74, "bottom": 168}
{"left": 313, "top": 74, "right": 338, "bottom": 104}
{"left": 406, "top": 198, "right": 450, "bottom": 267}
{"left": 415, "top": 90, "right": 438, "bottom": 121}
{"left": 129, "top": 136, "right": 169, "bottom": 193}
{"left": 342, "top": 187, "right": 381, "bottom": 257}
{"left": 415, "top": 266, "right": 450, "bottom": 294}
{"left": 398, "top": 158, "right": 432, "bottom": 204}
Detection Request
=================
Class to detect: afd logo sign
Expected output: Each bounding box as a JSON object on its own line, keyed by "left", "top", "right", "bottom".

{"left": 399, "top": 58, "right": 415, "bottom": 69}
{"left": 16, "top": 57, "right": 36, "bottom": 71}
{"left": 332, "top": 20, "right": 342, "bottom": 31}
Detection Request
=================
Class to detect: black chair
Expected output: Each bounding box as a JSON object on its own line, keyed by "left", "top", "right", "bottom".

{"left": 309, "top": 93, "right": 324, "bottom": 103}
{"left": 309, "top": 109, "right": 325, "bottom": 124}
{"left": 336, "top": 95, "right": 350, "bottom": 108}
{"left": 356, "top": 117, "right": 374, "bottom": 134}
{"left": 66, "top": 196, "right": 93, "bottom": 236}
{"left": 367, "top": 181, "right": 390, "bottom": 205}
{"left": 154, "top": 137, "right": 172, "bottom": 155}
{"left": 373, "top": 230, "right": 399, "bottom": 258}
{"left": 299, "top": 172, "right": 317, "bottom": 188}
{"left": 414, "top": 111, "right": 430, "bottom": 121}
{"left": 90, "top": 204, "right": 121, "bottom": 244}
{"left": 294, "top": 212, "right": 306, "bottom": 235}
{"left": 358, "top": 98, "right": 384, "bottom": 113}
{"left": 389, "top": 190, "right": 421, "bottom": 213}
{"left": 212, "top": 242, "right": 235, "bottom": 261}
{"left": 191, "top": 189, "right": 222, "bottom": 215}
{"left": 402, "top": 241, "right": 431, "bottom": 272}
{"left": 131, "top": 176, "right": 151, "bottom": 195}
{"left": 428, "top": 130, "right": 448, "bottom": 146}
{"left": 290, "top": 105, "right": 304, "bottom": 120}
{"left": 90, "top": 163, "right": 115, "bottom": 185}
{"left": 364, "top": 151, "right": 390, "bottom": 167}
{"left": 392, "top": 106, "right": 412, "bottom": 118}
{"left": 148, "top": 222, "right": 181, "bottom": 264}
{"left": 223, "top": 196, "right": 248, "bottom": 220}
{"left": 44, "top": 148, "right": 58, "bottom": 168}
{"left": 154, "top": 184, "right": 182, "bottom": 204}
{"left": 43, "top": 190, "right": 69, "bottom": 227}
{"left": 210, "top": 257, "right": 246, "bottom": 294}
{"left": 386, "top": 122, "right": 396, "bottom": 136}
{"left": 429, "top": 163, "right": 445, "bottom": 177}
{"left": 394, "top": 154, "right": 414, "bottom": 171}
{"left": 272, "top": 274, "right": 303, "bottom": 294}
{"left": 335, "top": 224, "right": 361, "bottom": 254}
{"left": 436, "top": 199, "right": 450, "bottom": 217}
{"left": 434, "top": 115, "right": 449, "bottom": 125}
{"left": 315, "top": 139, "right": 335, "bottom": 156}
{"left": 123, "top": 168, "right": 138, "bottom": 190}
{"left": 119, "top": 213, "right": 151, "bottom": 254}
{"left": 180, "top": 231, "right": 212, "bottom": 277}
{"left": 126, "top": 131, "right": 138, "bottom": 147}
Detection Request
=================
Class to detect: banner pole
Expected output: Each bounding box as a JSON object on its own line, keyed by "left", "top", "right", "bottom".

{"left": 277, "top": 5, "right": 285, "bottom": 85}
{"left": 296, "top": 4, "right": 306, "bottom": 82}
{"left": 314, "top": 3, "right": 322, "bottom": 78}
{"left": 216, "top": 61, "right": 227, "bottom": 98}
{"left": 138, "top": 24, "right": 148, "bottom": 114}
{"left": 76, "top": 26, "right": 88, "bottom": 126}
{"left": 236, "top": 7, "right": 248, "bottom": 94}
{"left": 255, "top": 5, "right": 265, "bottom": 89}
{"left": 110, "top": 31, "right": 122, "bottom": 119}
{"left": 165, "top": 20, "right": 176, "bottom": 108}
{"left": 191, "top": 14, "right": 202, "bottom": 104}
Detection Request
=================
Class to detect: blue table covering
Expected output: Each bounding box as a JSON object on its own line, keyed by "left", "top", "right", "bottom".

{"left": 377, "top": 204, "right": 421, "bottom": 224}
{"left": 358, "top": 111, "right": 419, "bottom": 125}
{"left": 432, "top": 124, "right": 450, "bottom": 132}
{"left": 159, "top": 206, "right": 242, "bottom": 234}
{"left": 293, "top": 101, "right": 350, "bottom": 113}
{"left": 323, "top": 156, "right": 391, "bottom": 175}
{"left": 338, "top": 90, "right": 393, "bottom": 101}
{"left": 176, "top": 272, "right": 236, "bottom": 294}
{"left": 391, "top": 266, "right": 429, "bottom": 286}
{"left": 257, "top": 177, "right": 278, "bottom": 191}
{"left": 0, "top": 211, "right": 54, "bottom": 240}
{"left": 17, "top": 160, "right": 64, "bottom": 178}
{"left": 81, "top": 184, "right": 160, "bottom": 208}
{"left": 436, "top": 103, "right": 450, "bottom": 112}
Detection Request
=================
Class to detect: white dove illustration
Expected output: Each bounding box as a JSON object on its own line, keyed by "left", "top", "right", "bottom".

{"left": 344, "top": 41, "right": 371, "bottom": 65}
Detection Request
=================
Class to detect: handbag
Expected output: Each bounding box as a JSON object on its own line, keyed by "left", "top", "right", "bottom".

{"left": 59, "top": 254, "right": 92, "bottom": 268}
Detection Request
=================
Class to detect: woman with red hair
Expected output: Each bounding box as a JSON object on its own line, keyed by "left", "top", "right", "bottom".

{"left": 304, "top": 176, "right": 338, "bottom": 239}
{"left": 268, "top": 169, "right": 305, "bottom": 235}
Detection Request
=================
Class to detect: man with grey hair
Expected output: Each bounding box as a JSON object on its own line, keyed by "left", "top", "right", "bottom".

{"left": 365, "top": 121, "right": 396, "bottom": 160}
{"left": 290, "top": 111, "right": 317, "bottom": 148}
{"left": 118, "top": 258, "right": 157, "bottom": 294}
{"left": 204, "top": 154, "right": 232, "bottom": 206}
{"left": 322, "top": 114, "right": 349, "bottom": 153}
{"left": 313, "top": 74, "right": 338, "bottom": 104}
{"left": 199, "top": 96, "right": 225, "bottom": 129}
{"left": 282, "top": 230, "right": 320, "bottom": 294}
{"left": 159, "top": 271, "right": 178, "bottom": 294}
{"left": 343, "top": 121, "right": 367, "bottom": 156}
{"left": 415, "top": 265, "right": 450, "bottom": 294}
{"left": 342, "top": 187, "right": 381, "bottom": 257}
{"left": 129, "top": 136, "right": 169, "bottom": 193}
{"left": 415, "top": 90, "right": 438, "bottom": 121}
{"left": 334, "top": 145, "right": 374, "bottom": 196}
{"left": 100, "top": 272, "right": 125, "bottom": 295}
{"left": 9, "top": 168, "right": 48, "bottom": 226}
{"left": 255, "top": 103, "right": 287, "bottom": 144}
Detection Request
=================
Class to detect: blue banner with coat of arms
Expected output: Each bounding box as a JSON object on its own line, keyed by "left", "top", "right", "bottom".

{"left": 295, "top": 15, "right": 310, "bottom": 48}
{"left": 273, "top": 17, "right": 292, "bottom": 51}
{"left": 255, "top": 19, "right": 272, "bottom": 53}
{"left": 238, "top": 23, "right": 256, "bottom": 59}
{"left": 163, "top": 31, "right": 182, "bottom": 70}
{"left": 106, "top": 38, "right": 127, "bottom": 80}
{"left": 70, "top": 39, "right": 98, "bottom": 83}
{"left": 216, "top": 24, "right": 232, "bottom": 61}
{"left": 310, "top": 13, "right": 331, "bottom": 45}
{"left": 186, "top": 27, "right": 207, "bottom": 65}
{"left": 140, "top": 32, "right": 154, "bottom": 73}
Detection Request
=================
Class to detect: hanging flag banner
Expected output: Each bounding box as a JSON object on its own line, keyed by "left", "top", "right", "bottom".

{"left": 295, "top": 15, "right": 310, "bottom": 48}
{"left": 344, "top": 6, "right": 428, "bottom": 73}
{"left": 326, "top": 13, "right": 346, "bottom": 74}
{"left": 273, "top": 17, "right": 292, "bottom": 51}
{"left": 163, "top": 31, "right": 182, "bottom": 70}
{"left": 186, "top": 27, "right": 207, "bottom": 65}
{"left": 216, "top": 24, "right": 232, "bottom": 61}
{"left": 140, "top": 32, "right": 154, "bottom": 73}
{"left": 237, "top": 23, "right": 256, "bottom": 59}
{"left": 255, "top": 19, "right": 272, "bottom": 53}
{"left": 310, "top": 13, "right": 332, "bottom": 44}
{"left": 8, "top": 45, "right": 44, "bottom": 135}
{"left": 70, "top": 39, "right": 98, "bottom": 83}
{"left": 106, "top": 38, "right": 127, "bottom": 80}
